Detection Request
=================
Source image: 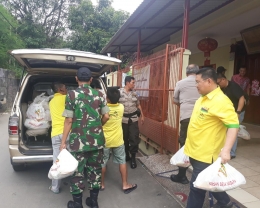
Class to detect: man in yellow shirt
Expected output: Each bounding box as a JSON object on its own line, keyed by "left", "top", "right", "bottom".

{"left": 101, "top": 87, "right": 137, "bottom": 194}
{"left": 49, "top": 82, "right": 67, "bottom": 194}
{"left": 184, "top": 68, "right": 239, "bottom": 208}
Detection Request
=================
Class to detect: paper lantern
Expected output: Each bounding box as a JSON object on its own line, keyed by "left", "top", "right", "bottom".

{"left": 197, "top": 38, "right": 218, "bottom": 65}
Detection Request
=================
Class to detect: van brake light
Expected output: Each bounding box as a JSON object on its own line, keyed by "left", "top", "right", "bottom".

{"left": 9, "top": 115, "right": 19, "bottom": 135}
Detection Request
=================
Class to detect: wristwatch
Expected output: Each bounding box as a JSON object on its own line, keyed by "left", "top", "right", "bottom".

{"left": 236, "top": 111, "right": 241, "bottom": 114}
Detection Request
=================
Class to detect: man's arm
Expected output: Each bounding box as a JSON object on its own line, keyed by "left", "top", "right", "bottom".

{"left": 237, "top": 96, "right": 245, "bottom": 112}
{"left": 220, "top": 128, "right": 238, "bottom": 163}
{"left": 173, "top": 101, "right": 180, "bottom": 107}
{"left": 60, "top": 117, "right": 72, "bottom": 150}
{"left": 101, "top": 113, "right": 109, "bottom": 125}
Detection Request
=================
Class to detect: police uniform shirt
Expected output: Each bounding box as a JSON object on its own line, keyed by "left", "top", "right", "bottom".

{"left": 119, "top": 88, "right": 140, "bottom": 124}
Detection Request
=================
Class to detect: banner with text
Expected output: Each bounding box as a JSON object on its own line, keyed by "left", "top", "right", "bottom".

{"left": 134, "top": 65, "right": 150, "bottom": 97}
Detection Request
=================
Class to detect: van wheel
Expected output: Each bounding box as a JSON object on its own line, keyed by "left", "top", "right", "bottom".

{"left": 12, "top": 164, "right": 26, "bottom": 171}
{"left": 10, "top": 159, "right": 26, "bottom": 171}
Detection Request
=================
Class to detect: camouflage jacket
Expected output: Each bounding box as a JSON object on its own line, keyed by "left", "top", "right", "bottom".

{"left": 63, "top": 84, "right": 109, "bottom": 152}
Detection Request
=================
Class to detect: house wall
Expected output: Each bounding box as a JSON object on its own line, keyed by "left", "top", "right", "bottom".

{"left": 189, "top": 45, "right": 234, "bottom": 79}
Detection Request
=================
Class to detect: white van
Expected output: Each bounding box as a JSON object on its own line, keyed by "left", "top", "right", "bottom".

{"left": 8, "top": 49, "right": 120, "bottom": 171}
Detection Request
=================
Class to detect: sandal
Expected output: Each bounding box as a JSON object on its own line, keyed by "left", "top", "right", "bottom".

{"left": 123, "top": 184, "right": 137, "bottom": 194}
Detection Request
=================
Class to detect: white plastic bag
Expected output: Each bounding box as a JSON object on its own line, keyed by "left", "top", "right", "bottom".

{"left": 44, "top": 110, "right": 52, "bottom": 121}
{"left": 26, "top": 93, "right": 53, "bottom": 121}
{"left": 170, "top": 146, "right": 190, "bottom": 167}
{"left": 26, "top": 128, "right": 48, "bottom": 137}
{"left": 33, "top": 93, "right": 52, "bottom": 111}
{"left": 48, "top": 149, "right": 78, "bottom": 180}
{"left": 26, "top": 103, "right": 45, "bottom": 121}
{"left": 24, "top": 119, "right": 51, "bottom": 129}
{"left": 193, "top": 158, "right": 246, "bottom": 192}
{"left": 238, "top": 125, "right": 250, "bottom": 140}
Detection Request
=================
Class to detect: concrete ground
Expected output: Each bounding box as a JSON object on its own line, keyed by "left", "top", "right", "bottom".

{"left": 1, "top": 112, "right": 182, "bottom": 208}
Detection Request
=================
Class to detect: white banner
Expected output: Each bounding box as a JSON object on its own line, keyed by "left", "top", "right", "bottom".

{"left": 133, "top": 65, "right": 150, "bottom": 97}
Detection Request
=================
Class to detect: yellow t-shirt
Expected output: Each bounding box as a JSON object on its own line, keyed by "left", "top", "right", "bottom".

{"left": 184, "top": 87, "right": 239, "bottom": 163}
{"left": 49, "top": 93, "right": 66, "bottom": 137}
{"left": 103, "top": 103, "right": 124, "bottom": 148}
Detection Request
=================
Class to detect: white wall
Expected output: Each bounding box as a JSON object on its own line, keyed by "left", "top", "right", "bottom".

{"left": 189, "top": 45, "right": 234, "bottom": 79}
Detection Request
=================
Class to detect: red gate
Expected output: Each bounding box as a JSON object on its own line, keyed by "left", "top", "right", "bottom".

{"left": 120, "top": 44, "right": 184, "bottom": 154}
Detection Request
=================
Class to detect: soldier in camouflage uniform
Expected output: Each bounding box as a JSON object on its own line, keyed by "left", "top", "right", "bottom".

{"left": 60, "top": 67, "right": 109, "bottom": 208}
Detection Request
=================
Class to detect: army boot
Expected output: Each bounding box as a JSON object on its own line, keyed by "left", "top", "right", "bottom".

{"left": 86, "top": 189, "right": 99, "bottom": 208}
{"left": 130, "top": 153, "right": 137, "bottom": 169}
{"left": 67, "top": 193, "right": 83, "bottom": 208}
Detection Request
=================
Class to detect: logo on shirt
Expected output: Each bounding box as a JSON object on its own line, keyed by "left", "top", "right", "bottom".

{"left": 198, "top": 106, "right": 209, "bottom": 119}
{"left": 201, "top": 106, "right": 209, "bottom": 113}
{"left": 109, "top": 111, "right": 119, "bottom": 118}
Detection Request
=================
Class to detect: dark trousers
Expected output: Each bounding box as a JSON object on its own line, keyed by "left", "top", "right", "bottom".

{"left": 178, "top": 118, "right": 190, "bottom": 176}
{"left": 122, "top": 121, "right": 140, "bottom": 155}
{"left": 186, "top": 157, "right": 230, "bottom": 208}
{"left": 179, "top": 118, "right": 190, "bottom": 147}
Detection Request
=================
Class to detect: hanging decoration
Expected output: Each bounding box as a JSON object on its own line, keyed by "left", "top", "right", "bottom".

{"left": 197, "top": 38, "right": 218, "bottom": 66}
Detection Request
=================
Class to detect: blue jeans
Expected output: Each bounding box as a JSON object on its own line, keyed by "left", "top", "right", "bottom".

{"left": 230, "top": 111, "right": 245, "bottom": 157}
{"left": 187, "top": 158, "right": 230, "bottom": 208}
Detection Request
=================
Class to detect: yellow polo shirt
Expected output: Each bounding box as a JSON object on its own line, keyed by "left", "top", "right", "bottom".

{"left": 49, "top": 93, "right": 66, "bottom": 137}
{"left": 184, "top": 87, "right": 239, "bottom": 163}
{"left": 103, "top": 103, "right": 124, "bottom": 148}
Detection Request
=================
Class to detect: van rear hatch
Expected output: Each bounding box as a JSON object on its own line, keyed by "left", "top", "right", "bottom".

{"left": 10, "top": 49, "right": 121, "bottom": 76}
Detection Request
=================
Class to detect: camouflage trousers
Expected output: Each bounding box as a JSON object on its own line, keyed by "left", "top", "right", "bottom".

{"left": 70, "top": 149, "right": 103, "bottom": 194}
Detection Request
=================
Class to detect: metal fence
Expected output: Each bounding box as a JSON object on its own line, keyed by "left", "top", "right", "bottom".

{"left": 120, "top": 44, "right": 184, "bottom": 154}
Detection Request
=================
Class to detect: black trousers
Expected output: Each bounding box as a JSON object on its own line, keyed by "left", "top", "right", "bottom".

{"left": 122, "top": 121, "right": 140, "bottom": 154}
{"left": 179, "top": 118, "right": 190, "bottom": 147}
{"left": 178, "top": 118, "right": 190, "bottom": 176}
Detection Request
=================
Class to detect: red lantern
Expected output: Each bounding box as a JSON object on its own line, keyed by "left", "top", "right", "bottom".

{"left": 197, "top": 38, "right": 218, "bottom": 66}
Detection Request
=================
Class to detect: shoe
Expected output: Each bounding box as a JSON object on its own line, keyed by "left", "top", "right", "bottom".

{"left": 123, "top": 184, "right": 137, "bottom": 194}
{"left": 213, "top": 201, "right": 233, "bottom": 208}
{"left": 170, "top": 174, "right": 189, "bottom": 184}
{"left": 49, "top": 185, "right": 60, "bottom": 194}
{"left": 126, "top": 154, "right": 131, "bottom": 162}
{"left": 231, "top": 156, "right": 236, "bottom": 160}
{"left": 67, "top": 194, "right": 83, "bottom": 208}
{"left": 130, "top": 153, "right": 137, "bottom": 169}
{"left": 86, "top": 190, "right": 99, "bottom": 208}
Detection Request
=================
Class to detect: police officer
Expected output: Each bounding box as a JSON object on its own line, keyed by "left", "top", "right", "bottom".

{"left": 60, "top": 67, "right": 109, "bottom": 208}
{"left": 119, "top": 76, "right": 144, "bottom": 169}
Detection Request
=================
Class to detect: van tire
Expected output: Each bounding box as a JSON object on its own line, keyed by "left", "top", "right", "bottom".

{"left": 11, "top": 159, "right": 26, "bottom": 171}
{"left": 12, "top": 164, "right": 26, "bottom": 172}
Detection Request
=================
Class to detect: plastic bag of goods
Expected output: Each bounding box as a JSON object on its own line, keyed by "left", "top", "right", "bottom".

{"left": 193, "top": 157, "right": 246, "bottom": 192}
{"left": 33, "top": 93, "right": 52, "bottom": 110}
{"left": 238, "top": 125, "right": 250, "bottom": 140}
{"left": 170, "top": 146, "right": 190, "bottom": 167}
{"left": 48, "top": 149, "right": 79, "bottom": 180}
{"left": 24, "top": 119, "right": 51, "bottom": 129}
{"left": 44, "top": 110, "right": 52, "bottom": 121}
{"left": 26, "top": 102, "right": 45, "bottom": 121}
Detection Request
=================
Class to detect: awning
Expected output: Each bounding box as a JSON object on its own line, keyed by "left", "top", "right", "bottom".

{"left": 101, "top": 0, "right": 234, "bottom": 54}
